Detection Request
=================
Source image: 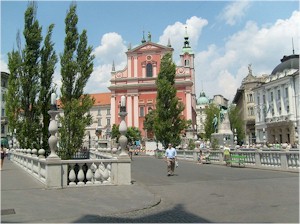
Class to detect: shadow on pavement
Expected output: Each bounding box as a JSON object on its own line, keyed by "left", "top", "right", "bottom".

{"left": 72, "top": 204, "right": 211, "bottom": 223}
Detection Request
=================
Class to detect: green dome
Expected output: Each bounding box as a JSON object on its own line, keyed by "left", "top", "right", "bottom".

{"left": 197, "top": 92, "right": 209, "bottom": 105}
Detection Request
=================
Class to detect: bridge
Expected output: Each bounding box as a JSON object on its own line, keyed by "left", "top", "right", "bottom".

{"left": 1, "top": 155, "right": 299, "bottom": 223}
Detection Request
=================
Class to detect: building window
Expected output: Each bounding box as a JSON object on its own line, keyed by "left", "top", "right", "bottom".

{"left": 271, "top": 92, "right": 273, "bottom": 101}
{"left": 247, "top": 94, "right": 253, "bottom": 103}
{"left": 184, "top": 59, "right": 189, "bottom": 66}
{"left": 146, "top": 63, "right": 153, "bottom": 77}
{"left": 248, "top": 107, "right": 254, "bottom": 116}
{"left": 107, "top": 118, "right": 110, "bottom": 126}
{"left": 98, "top": 118, "right": 101, "bottom": 126}
{"left": 107, "top": 108, "right": 110, "bottom": 115}
{"left": 140, "top": 107, "right": 145, "bottom": 117}
{"left": 279, "top": 106, "right": 281, "bottom": 115}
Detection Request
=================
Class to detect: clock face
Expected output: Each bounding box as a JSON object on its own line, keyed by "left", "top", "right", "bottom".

{"left": 146, "top": 55, "right": 152, "bottom": 61}
{"left": 177, "top": 68, "right": 184, "bottom": 74}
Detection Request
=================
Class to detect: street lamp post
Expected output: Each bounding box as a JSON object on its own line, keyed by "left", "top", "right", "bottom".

{"left": 48, "top": 92, "right": 60, "bottom": 159}
{"left": 118, "top": 96, "right": 129, "bottom": 157}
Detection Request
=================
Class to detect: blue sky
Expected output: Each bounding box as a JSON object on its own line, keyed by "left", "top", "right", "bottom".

{"left": 1, "top": 0, "right": 299, "bottom": 101}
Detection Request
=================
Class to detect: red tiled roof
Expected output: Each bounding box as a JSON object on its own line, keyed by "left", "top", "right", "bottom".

{"left": 90, "top": 92, "right": 111, "bottom": 106}
{"left": 56, "top": 92, "right": 111, "bottom": 108}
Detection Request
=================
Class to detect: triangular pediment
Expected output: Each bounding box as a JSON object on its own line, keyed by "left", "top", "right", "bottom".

{"left": 128, "top": 42, "right": 173, "bottom": 54}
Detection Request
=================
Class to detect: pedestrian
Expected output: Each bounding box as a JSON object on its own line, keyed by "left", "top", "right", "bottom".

{"left": 1, "top": 144, "right": 6, "bottom": 170}
{"left": 164, "top": 143, "right": 177, "bottom": 176}
{"left": 224, "top": 145, "right": 231, "bottom": 166}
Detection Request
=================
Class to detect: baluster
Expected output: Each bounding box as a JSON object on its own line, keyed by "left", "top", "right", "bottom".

{"left": 77, "top": 164, "right": 85, "bottom": 186}
{"left": 86, "top": 164, "right": 93, "bottom": 185}
{"left": 290, "top": 154, "right": 295, "bottom": 168}
{"left": 94, "top": 164, "right": 101, "bottom": 184}
{"left": 68, "top": 164, "right": 76, "bottom": 186}
{"left": 287, "top": 154, "right": 292, "bottom": 168}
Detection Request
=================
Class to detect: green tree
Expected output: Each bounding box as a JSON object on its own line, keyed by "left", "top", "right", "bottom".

{"left": 228, "top": 104, "right": 245, "bottom": 144}
{"left": 59, "top": 3, "right": 94, "bottom": 159}
{"left": 39, "top": 24, "right": 58, "bottom": 153}
{"left": 204, "top": 103, "right": 220, "bottom": 140}
{"left": 6, "top": 3, "right": 57, "bottom": 150}
{"left": 111, "top": 124, "right": 141, "bottom": 145}
{"left": 154, "top": 52, "right": 189, "bottom": 148}
{"left": 6, "top": 50, "right": 22, "bottom": 134}
{"left": 143, "top": 109, "right": 156, "bottom": 138}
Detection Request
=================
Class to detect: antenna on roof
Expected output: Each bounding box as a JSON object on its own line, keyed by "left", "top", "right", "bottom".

{"left": 292, "top": 38, "right": 295, "bottom": 54}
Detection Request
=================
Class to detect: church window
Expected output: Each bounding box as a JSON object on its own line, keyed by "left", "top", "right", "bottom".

{"left": 146, "top": 63, "right": 153, "bottom": 77}
{"left": 184, "top": 59, "right": 189, "bottom": 66}
{"left": 140, "top": 107, "right": 145, "bottom": 117}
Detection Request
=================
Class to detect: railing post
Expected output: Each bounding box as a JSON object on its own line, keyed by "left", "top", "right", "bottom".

{"left": 280, "top": 152, "right": 288, "bottom": 169}
{"left": 255, "top": 152, "right": 261, "bottom": 166}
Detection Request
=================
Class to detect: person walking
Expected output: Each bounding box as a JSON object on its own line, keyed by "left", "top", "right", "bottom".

{"left": 164, "top": 143, "right": 177, "bottom": 176}
{"left": 1, "top": 144, "right": 6, "bottom": 170}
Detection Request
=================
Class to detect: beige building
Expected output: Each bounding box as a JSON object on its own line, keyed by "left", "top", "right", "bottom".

{"left": 233, "top": 65, "right": 266, "bottom": 144}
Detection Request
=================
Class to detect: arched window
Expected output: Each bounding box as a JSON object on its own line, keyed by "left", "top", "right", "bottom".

{"left": 146, "top": 63, "right": 153, "bottom": 77}
{"left": 184, "top": 59, "right": 189, "bottom": 66}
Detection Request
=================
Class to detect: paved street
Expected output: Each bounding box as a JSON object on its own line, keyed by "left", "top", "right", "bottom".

{"left": 1, "top": 156, "right": 299, "bottom": 223}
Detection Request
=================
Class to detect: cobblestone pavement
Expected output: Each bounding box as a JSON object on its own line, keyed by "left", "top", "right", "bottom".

{"left": 75, "top": 156, "right": 299, "bottom": 223}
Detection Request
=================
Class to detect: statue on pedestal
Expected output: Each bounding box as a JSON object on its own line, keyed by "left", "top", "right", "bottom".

{"left": 212, "top": 114, "right": 218, "bottom": 133}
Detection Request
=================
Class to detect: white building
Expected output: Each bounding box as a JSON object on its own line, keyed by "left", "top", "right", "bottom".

{"left": 254, "top": 54, "right": 299, "bottom": 145}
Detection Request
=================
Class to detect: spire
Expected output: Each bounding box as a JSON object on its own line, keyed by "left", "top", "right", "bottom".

{"left": 181, "top": 26, "right": 193, "bottom": 55}
{"left": 292, "top": 38, "right": 295, "bottom": 54}
{"left": 141, "top": 30, "right": 146, "bottom": 43}
{"left": 112, "top": 60, "right": 115, "bottom": 72}
{"left": 167, "top": 38, "right": 172, "bottom": 47}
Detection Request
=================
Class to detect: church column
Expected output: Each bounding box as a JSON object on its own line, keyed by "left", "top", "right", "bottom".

{"left": 111, "top": 96, "right": 116, "bottom": 125}
{"left": 134, "top": 56, "right": 138, "bottom": 78}
{"left": 127, "top": 95, "right": 133, "bottom": 127}
{"left": 128, "top": 57, "right": 132, "bottom": 77}
{"left": 186, "top": 91, "right": 192, "bottom": 120}
{"left": 133, "top": 95, "right": 139, "bottom": 127}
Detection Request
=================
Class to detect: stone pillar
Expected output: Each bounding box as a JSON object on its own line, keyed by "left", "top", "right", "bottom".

{"left": 46, "top": 93, "right": 62, "bottom": 188}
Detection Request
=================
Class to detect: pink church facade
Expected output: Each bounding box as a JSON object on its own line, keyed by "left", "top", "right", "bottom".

{"left": 108, "top": 32, "right": 197, "bottom": 138}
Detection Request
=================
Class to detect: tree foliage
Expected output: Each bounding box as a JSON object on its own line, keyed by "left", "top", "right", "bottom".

{"left": 6, "top": 2, "right": 57, "bottom": 150}
{"left": 111, "top": 124, "right": 141, "bottom": 145}
{"left": 228, "top": 104, "right": 245, "bottom": 144}
{"left": 154, "top": 52, "right": 189, "bottom": 148}
{"left": 39, "top": 24, "right": 58, "bottom": 152}
{"left": 203, "top": 103, "right": 220, "bottom": 140}
{"left": 58, "top": 3, "right": 94, "bottom": 159}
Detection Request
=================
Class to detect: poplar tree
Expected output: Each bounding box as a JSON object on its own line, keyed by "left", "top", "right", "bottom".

{"left": 59, "top": 3, "right": 94, "bottom": 159}
{"left": 154, "top": 52, "right": 189, "bottom": 148}
{"left": 39, "top": 24, "right": 58, "bottom": 152}
{"left": 6, "top": 2, "right": 57, "bottom": 150}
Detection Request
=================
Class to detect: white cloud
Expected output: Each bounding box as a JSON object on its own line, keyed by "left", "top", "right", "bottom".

{"left": 93, "top": 32, "right": 127, "bottom": 65}
{"left": 0, "top": 55, "right": 9, "bottom": 73}
{"left": 85, "top": 32, "right": 128, "bottom": 93}
{"left": 195, "top": 10, "right": 300, "bottom": 101}
{"left": 219, "top": 0, "right": 251, "bottom": 26}
{"left": 158, "top": 16, "right": 208, "bottom": 62}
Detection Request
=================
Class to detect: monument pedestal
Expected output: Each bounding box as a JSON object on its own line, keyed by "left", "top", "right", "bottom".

{"left": 211, "top": 111, "right": 233, "bottom": 147}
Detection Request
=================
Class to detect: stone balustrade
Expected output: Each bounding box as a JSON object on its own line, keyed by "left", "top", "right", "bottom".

{"left": 8, "top": 148, "right": 131, "bottom": 188}
{"left": 176, "top": 149, "right": 299, "bottom": 172}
